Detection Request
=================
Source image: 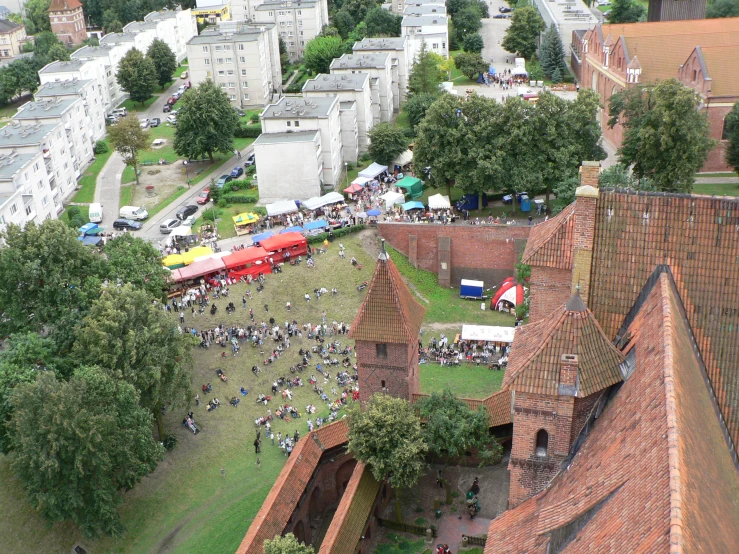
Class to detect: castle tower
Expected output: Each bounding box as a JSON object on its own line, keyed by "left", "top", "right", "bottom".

{"left": 349, "top": 240, "right": 426, "bottom": 403}
{"left": 48, "top": 0, "right": 87, "bottom": 46}
{"left": 504, "top": 292, "right": 625, "bottom": 508}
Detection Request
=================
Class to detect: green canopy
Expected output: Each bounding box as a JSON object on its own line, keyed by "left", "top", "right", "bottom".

{"left": 396, "top": 176, "right": 423, "bottom": 199}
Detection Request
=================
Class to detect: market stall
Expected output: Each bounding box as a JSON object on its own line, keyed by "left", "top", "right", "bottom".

{"left": 223, "top": 246, "right": 272, "bottom": 279}
{"left": 401, "top": 201, "right": 425, "bottom": 211}
{"left": 232, "top": 212, "right": 260, "bottom": 236}
{"left": 428, "top": 194, "right": 451, "bottom": 210}
{"left": 281, "top": 225, "right": 304, "bottom": 234}
{"left": 251, "top": 231, "right": 274, "bottom": 245}
{"left": 303, "top": 219, "right": 328, "bottom": 234}
{"left": 379, "top": 191, "right": 404, "bottom": 210}
{"left": 170, "top": 256, "right": 226, "bottom": 283}
{"left": 491, "top": 279, "right": 524, "bottom": 312}
{"left": 266, "top": 200, "right": 299, "bottom": 217}
{"left": 260, "top": 232, "right": 308, "bottom": 259}
{"left": 395, "top": 176, "right": 423, "bottom": 199}
{"left": 162, "top": 253, "right": 186, "bottom": 269}
{"left": 181, "top": 246, "right": 214, "bottom": 265}
{"left": 358, "top": 162, "right": 388, "bottom": 179}
{"left": 78, "top": 223, "right": 104, "bottom": 236}
{"left": 461, "top": 325, "right": 515, "bottom": 344}
{"left": 393, "top": 149, "right": 413, "bottom": 168}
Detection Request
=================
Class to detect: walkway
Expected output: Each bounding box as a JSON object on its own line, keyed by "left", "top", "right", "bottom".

{"left": 435, "top": 516, "right": 491, "bottom": 553}
{"left": 695, "top": 176, "right": 739, "bottom": 184}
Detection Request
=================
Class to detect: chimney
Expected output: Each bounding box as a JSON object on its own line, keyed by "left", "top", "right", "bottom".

{"left": 559, "top": 354, "right": 579, "bottom": 395}
{"left": 571, "top": 161, "right": 600, "bottom": 299}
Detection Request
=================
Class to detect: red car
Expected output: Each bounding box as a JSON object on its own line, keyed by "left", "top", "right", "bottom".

{"left": 196, "top": 188, "right": 210, "bottom": 205}
{"left": 167, "top": 96, "right": 177, "bottom": 106}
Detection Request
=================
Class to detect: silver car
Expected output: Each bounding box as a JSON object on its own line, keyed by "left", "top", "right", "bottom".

{"left": 159, "top": 218, "right": 181, "bottom": 234}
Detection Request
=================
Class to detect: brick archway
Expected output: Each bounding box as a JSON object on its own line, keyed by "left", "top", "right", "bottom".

{"left": 336, "top": 459, "right": 357, "bottom": 497}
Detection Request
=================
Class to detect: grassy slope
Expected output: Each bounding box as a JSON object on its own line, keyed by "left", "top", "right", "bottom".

{"left": 693, "top": 182, "right": 739, "bottom": 197}
{"left": 420, "top": 363, "right": 505, "bottom": 399}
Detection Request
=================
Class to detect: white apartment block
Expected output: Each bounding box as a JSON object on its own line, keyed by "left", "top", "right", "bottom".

{"left": 253, "top": 0, "right": 327, "bottom": 61}
{"left": 338, "top": 101, "right": 358, "bottom": 165}
{"left": 187, "top": 23, "right": 282, "bottom": 108}
{"left": 71, "top": 44, "right": 133, "bottom": 111}
{"left": 260, "top": 96, "right": 344, "bottom": 187}
{"left": 303, "top": 73, "right": 374, "bottom": 153}
{"left": 35, "top": 79, "right": 106, "bottom": 142}
{"left": 402, "top": 14, "right": 449, "bottom": 60}
{"left": 253, "top": 130, "right": 323, "bottom": 201}
{"left": 0, "top": 122, "right": 80, "bottom": 209}
{"left": 352, "top": 37, "right": 411, "bottom": 102}
{"left": 0, "top": 151, "right": 59, "bottom": 234}
{"left": 39, "top": 58, "right": 112, "bottom": 113}
{"left": 392, "top": 0, "right": 444, "bottom": 15}
{"left": 403, "top": 4, "right": 446, "bottom": 15}
{"left": 330, "top": 53, "right": 397, "bottom": 120}
{"left": 144, "top": 8, "right": 198, "bottom": 62}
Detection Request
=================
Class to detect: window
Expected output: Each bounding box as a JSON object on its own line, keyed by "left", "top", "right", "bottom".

{"left": 376, "top": 344, "right": 387, "bottom": 359}
{"left": 381, "top": 380, "right": 386, "bottom": 390}
{"left": 242, "top": 81, "right": 248, "bottom": 88}
{"left": 239, "top": 44, "right": 244, "bottom": 50}
{"left": 268, "top": 11, "right": 273, "bottom": 16}
{"left": 33, "top": 162, "right": 39, "bottom": 172}
{"left": 230, "top": 95, "right": 236, "bottom": 100}
{"left": 37, "top": 180, "right": 43, "bottom": 190}
{"left": 299, "top": 20, "right": 303, "bottom": 27}
{"left": 227, "top": 70, "right": 234, "bottom": 75}
{"left": 41, "top": 196, "right": 48, "bottom": 207}
{"left": 243, "top": 93, "right": 250, "bottom": 100}
{"left": 289, "top": 41, "right": 295, "bottom": 46}
{"left": 204, "top": 59, "right": 210, "bottom": 65}
{"left": 218, "top": 70, "right": 225, "bottom": 76}
{"left": 215, "top": 45, "right": 223, "bottom": 51}
{"left": 535, "top": 430, "right": 549, "bottom": 457}
{"left": 228, "top": 82, "right": 235, "bottom": 88}
{"left": 299, "top": 30, "right": 303, "bottom": 36}
{"left": 25, "top": 203, "right": 32, "bottom": 216}
{"left": 294, "top": 121, "right": 299, "bottom": 127}
{"left": 217, "top": 58, "right": 223, "bottom": 64}
{"left": 723, "top": 117, "right": 731, "bottom": 140}
{"left": 202, "top": 46, "right": 209, "bottom": 52}
{"left": 9, "top": 203, "right": 17, "bottom": 215}
{"left": 287, "top": 21, "right": 292, "bottom": 26}
{"left": 692, "top": 69, "right": 697, "bottom": 81}
{"left": 297, "top": 9, "right": 302, "bottom": 14}
{"left": 287, "top": 121, "right": 291, "bottom": 127}
{"left": 224, "top": 45, "right": 231, "bottom": 50}
{"left": 240, "top": 56, "right": 246, "bottom": 62}
{"left": 220, "top": 83, "right": 227, "bottom": 88}
{"left": 226, "top": 58, "right": 232, "bottom": 63}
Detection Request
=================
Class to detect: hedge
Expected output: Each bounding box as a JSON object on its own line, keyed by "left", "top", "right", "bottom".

{"left": 235, "top": 123, "right": 261, "bottom": 138}
{"left": 229, "top": 178, "right": 254, "bottom": 191}
{"left": 307, "top": 224, "right": 364, "bottom": 244}
{"left": 223, "top": 193, "right": 258, "bottom": 204}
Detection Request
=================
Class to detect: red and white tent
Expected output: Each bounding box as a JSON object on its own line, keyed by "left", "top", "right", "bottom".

{"left": 491, "top": 278, "right": 524, "bottom": 310}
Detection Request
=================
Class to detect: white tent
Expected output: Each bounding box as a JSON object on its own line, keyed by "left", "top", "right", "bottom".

{"left": 165, "top": 225, "right": 192, "bottom": 246}
{"left": 461, "top": 325, "right": 515, "bottom": 343}
{"left": 301, "top": 196, "right": 324, "bottom": 211}
{"left": 321, "top": 191, "right": 345, "bottom": 205}
{"left": 358, "top": 162, "right": 388, "bottom": 179}
{"left": 428, "top": 193, "right": 451, "bottom": 209}
{"left": 380, "top": 191, "right": 404, "bottom": 209}
{"left": 351, "top": 176, "right": 371, "bottom": 186}
{"left": 266, "top": 200, "right": 299, "bottom": 217}
{"left": 393, "top": 149, "right": 413, "bottom": 167}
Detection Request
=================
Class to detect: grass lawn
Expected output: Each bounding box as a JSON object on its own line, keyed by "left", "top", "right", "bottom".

{"left": 118, "top": 95, "right": 160, "bottom": 113}
{"left": 395, "top": 109, "right": 411, "bottom": 132}
{"left": 191, "top": 200, "right": 259, "bottom": 240}
{"left": 376, "top": 533, "right": 428, "bottom": 554}
{"left": 71, "top": 142, "right": 113, "bottom": 203}
{"left": 59, "top": 204, "right": 89, "bottom": 224}
{"left": 693, "top": 182, "right": 739, "bottom": 197}
{"left": 0, "top": 95, "right": 31, "bottom": 118}
{"left": 120, "top": 183, "right": 134, "bottom": 206}
{"left": 420, "top": 362, "right": 504, "bottom": 399}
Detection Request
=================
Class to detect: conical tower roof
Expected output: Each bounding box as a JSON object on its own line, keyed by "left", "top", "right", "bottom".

{"left": 349, "top": 240, "right": 426, "bottom": 344}
{"left": 503, "top": 292, "right": 624, "bottom": 397}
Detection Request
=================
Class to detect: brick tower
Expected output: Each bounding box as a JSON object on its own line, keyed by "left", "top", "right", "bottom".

{"left": 349, "top": 240, "right": 426, "bottom": 403}
{"left": 48, "top": 0, "right": 87, "bottom": 46}
{"left": 504, "top": 292, "right": 625, "bottom": 508}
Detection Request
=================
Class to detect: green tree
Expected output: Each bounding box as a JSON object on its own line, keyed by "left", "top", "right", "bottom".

{"left": 22, "top": 0, "right": 51, "bottom": 34}
{"left": 147, "top": 39, "right": 177, "bottom": 89}
{"left": 550, "top": 176, "right": 579, "bottom": 214}
{"left": 368, "top": 122, "right": 407, "bottom": 165}
{"left": 174, "top": 78, "right": 239, "bottom": 161}
{"left": 408, "top": 41, "right": 445, "bottom": 95}
{"left": 452, "top": 6, "right": 483, "bottom": 38}
{"left": 333, "top": 9, "right": 356, "bottom": 39}
{"left": 607, "top": 0, "right": 646, "bottom": 23}
{"left": 454, "top": 51, "right": 487, "bottom": 79}
{"left": 724, "top": 102, "right": 739, "bottom": 177}
{"left": 264, "top": 533, "right": 315, "bottom": 554}
{"left": 102, "top": 9, "right": 124, "bottom": 33}
{"left": 462, "top": 32, "right": 484, "bottom": 53}
{"left": 48, "top": 43, "right": 71, "bottom": 62}
{"left": 364, "top": 6, "right": 402, "bottom": 37}
{"left": 598, "top": 163, "right": 655, "bottom": 191}
{"left": 707, "top": 0, "right": 739, "bottom": 17}
{"left": 107, "top": 115, "right": 151, "bottom": 185}
{"left": 342, "top": 0, "right": 379, "bottom": 22}
{"left": 405, "top": 92, "right": 438, "bottom": 132}
{"left": 347, "top": 394, "right": 427, "bottom": 522}
{"left": 501, "top": 6, "right": 545, "bottom": 60}
{"left": 551, "top": 67, "right": 563, "bottom": 83}
{"left": 304, "top": 35, "right": 345, "bottom": 74}
{"left": 608, "top": 79, "right": 716, "bottom": 192}
{"left": 33, "top": 31, "right": 63, "bottom": 58}
{"left": 278, "top": 37, "right": 290, "bottom": 73}
{"left": 116, "top": 48, "right": 158, "bottom": 105}
{"left": 104, "top": 234, "right": 171, "bottom": 301}
{"left": 8, "top": 368, "right": 163, "bottom": 537}
{"left": 72, "top": 285, "right": 193, "bottom": 439}
{"left": 539, "top": 24, "right": 567, "bottom": 79}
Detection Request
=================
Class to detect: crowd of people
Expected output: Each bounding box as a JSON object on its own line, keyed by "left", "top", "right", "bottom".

{"left": 421, "top": 333, "right": 511, "bottom": 368}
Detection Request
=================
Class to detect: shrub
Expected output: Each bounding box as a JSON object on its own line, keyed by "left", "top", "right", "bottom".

{"left": 229, "top": 178, "right": 253, "bottom": 191}
{"left": 306, "top": 224, "right": 364, "bottom": 244}
{"left": 249, "top": 113, "right": 260, "bottom": 124}
{"left": 223, "top": 193, "right": 258, "bottom": 204}
{"left": 65, "top": 206, "right": 85, "bottom": 228}
{"left": 162, "top": 433, "right": 178, "bottom": 450}
{"left": 245, "top": 165, "right": 256, "bottom": 175}
{"left": 234, "top": 123, "right": 262, "bottom": 138}
{"left": 202, "top": 209, "right": 219, "bottom": 222}
{"left": 93, "top": 140, "right": 109, "bottom": 155}
{"left": 217, "top": 198, "right": 228, "bottom": 208}
{"left": 252, "top": 206, "right": 267, "bottom": 216}
{"left": 346, "top": 162, "right": 355, "bottom": 171}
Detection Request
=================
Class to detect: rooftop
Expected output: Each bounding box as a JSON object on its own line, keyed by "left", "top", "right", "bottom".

{"left": 262, "top": 96, "right": 338, "bottom": 119}
{"left": 71, "top": 45, "right": 115, "bottom": 60}
{"left": 537, "top": 0, "right": 596, "bottom": 26}
{"left": 48, "top": 0, "right": 82, "bottom": 11}
{"left": 353, "top": 37, "right": 407, "bottom": 51}
{"left": 99, "top": 32, "right": 137, "bottom": 44}
{"left": 694, "top": 45, "right": 739, "bottom": 97}
{"left": 34, "top": 78, "right": 90, "bottom": 96}
{"left": 253, "top": 130, "right": 319, "bottom": 145}
{"left": 0, "top": 153, "right": 38, "bottom": 180}
{"left": 255, "top": 0, "right": 319, "bottom": 10}
{"left": 144, "top": 8, "right": 180, "bottom": 21}
{"left": 401, "top": 14, "right": 448, "bottom": 26}
{"left": 0, "top": 19, "right": 22, "bottom": 33}
{"left": 302, "top": 73, "right": 369, "bottom": 92}
{"left": 39, "top": 59, "right": 89, "bottom": 74}
{"left": 403, "top": 5, "right": 446, "bottom": 15}
{"left": 0, "top": 122, "right": 57, "bottom": 146}
{"left": 521, "top": 203, "right": 575, "bottom": 270}
{"left": 188, "top": 23, "right": 275, "bottom": 44}
{"left": 124, "top": 21, "right": 158, "bottom": 32}
{"left": 14, "top": 98, "right": 77, "bottom": 119}
{"left": 330, "top": 53, "right": 390, "bottom": 70}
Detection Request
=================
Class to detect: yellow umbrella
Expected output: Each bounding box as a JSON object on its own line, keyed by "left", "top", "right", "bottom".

{"left": 181, "top": 246, "right": 213, "bottom": 265}
{"left": 232, "top": 212, "right": 260, "bottom": 225}
{"left": 162, "top": 254, "right": 185, "bottom": 269}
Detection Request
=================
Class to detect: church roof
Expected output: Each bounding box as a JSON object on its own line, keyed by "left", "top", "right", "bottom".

{"left": 486, "top": 273, "right": 739, "bottom": 553}
{"left": 349, "top": 240, "right": 426, "bottom": 344}
{"left": 521, "top": 203, "right": 575, "bottom": 270}
{"left": 502, "top": 292, "right": 624, "bottom": 397}
{"left": 48, "top": 0, "right": 82, "bottom": 11}
{"left": 626, "top": 55, "right": 641, "bottom": 70}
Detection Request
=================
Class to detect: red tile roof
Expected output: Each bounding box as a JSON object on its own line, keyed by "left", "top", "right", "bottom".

{"left": 349, "top": 242, "right": 426, "bottom": 344}
{"left": 236, "top": 420, "right": 349, "bottom": 554}
{"left": 486, "top": 273, "right": 739, "bottom": 553}
{"left": 318, "top": 462, "right": 381, "bottom": 554}
{"left": 696, "top": 45, "right": 739, "bottom": 97}
{"left": 48, "top": 0, "right": 83, "bottom": 11}
{"left": 521, "top": 203, "right": 575, "bottom": 270}
{"left": 502, "top": 293, "right": 624, "bottom": 397}
{"left": 589, "top": 190, "right": 739, "bottom": 451}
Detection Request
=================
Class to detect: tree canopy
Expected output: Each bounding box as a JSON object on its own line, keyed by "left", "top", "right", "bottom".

{"left": 116, "top": 48, "right": 158, "bottom": 105}
{"left": 706, "top": 0, "right": 739, "bottom": 17}
{"left": 404, "top": 92, "right": 439, "bottom": 132}
{"left": 455, "top": 52, "right": 487, "bottom": 79}
{"left": 364, "top": 6, "right": 402, "bottom": 37}
{"left": 539, "top": 25, "right": 567, "bottom": 79}
{"left": 21, "top": 0, "right": 51, "bottom": 34}
{"left": 107, "top": 115, "right": 151, "bottom": 185}
{"left": 724, "top": 102, "right": 739, "bottom": 177}
{"left": 607, "top": 0, "right": 646, "bottom": 23}
{"left": 146, "top": 39, "right": 177, "bottom": 89}
{"left": 173, "top": 78, "right": 239, "bottom": 161}
{"left": 408, "top": 41, "right": 445, "bottom": 95}
{"left": 104, "top": 234, "right": 171, "bottom": 301}
{"left": 462, "top": 33, "right": 484, "bottom": 54}
{"left": 501, "top": 6, "right": 545, "bottom": 60}
{"left": 368, "top": 122, "right": 408, "bottom": 166}
{"left": 304, "top": 35, "right": 345, "bottom": 74}
{"left": 608, "top": 78, "right": 716, "bottom": 192}
{"left": 264, "top": 533, "right": 315, "bottom": 554}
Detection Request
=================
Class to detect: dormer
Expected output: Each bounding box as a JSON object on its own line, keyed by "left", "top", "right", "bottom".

{"left": 603, "top": 34, "right": 615, "bottom": 68}
{"left": 626, "top": 56, "right": 641, "bottom": 84}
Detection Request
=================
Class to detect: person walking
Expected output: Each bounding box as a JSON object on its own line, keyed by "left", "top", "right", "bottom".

{"left": 179, "top": 311, "right": 185, "bottom": 324}
{"left": 221, "top": 468, "right": 226, "bottom": 478}
{"left": 257, "top": 457, "right": 261, "bottom": 470}
{"left": 254, "top": 437, "right": 261, "bottom": 454}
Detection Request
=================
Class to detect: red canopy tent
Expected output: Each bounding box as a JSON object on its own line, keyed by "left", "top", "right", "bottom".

{"left": 222, "top": 246, "right": 272, "bottom": 279}
{"left": 260, "top": 232, "right": 308, "bottom": 258}
{"left": 491, "top": 279, "right": 524, "bottom": 310}
{"left": 171, "top": 257, "right": 226, "bottom": 283}
{"left": 343, "top": 183, "right": 363, "bottom": 194}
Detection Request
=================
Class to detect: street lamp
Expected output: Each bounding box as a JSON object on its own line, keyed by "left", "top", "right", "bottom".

{"left": 345, "top": 162, "right": 349, "bottom": 189}
{"left": 183, "top": 160, "right": 190, "bottom": 186}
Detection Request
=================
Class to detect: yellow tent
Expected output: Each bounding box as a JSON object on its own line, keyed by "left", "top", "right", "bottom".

{"left": 162, "top": 254, "right": 186, "bottom": 269}
{"left": 181, "top": 246, "right": 213, "bottom": 265}
{"left": 232, "top": 212, "right": 260, "bottom": 225}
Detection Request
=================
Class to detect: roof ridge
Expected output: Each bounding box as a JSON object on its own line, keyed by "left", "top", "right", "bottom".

{"left": 521, "top": 203, "right": 575, "bottom": 269}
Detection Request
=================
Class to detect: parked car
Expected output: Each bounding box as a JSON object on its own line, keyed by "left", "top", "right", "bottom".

{"left": 112, "top": 108, "right": 127, "bottom": 117}
{"left": 244, "top": 153, "right": 256, "bottom": 167}
{"left": 230, "top": 166, "right": 244, "bottom": 178}
{"left": 167, "top": 96, "right": 177, "bottom": 106}
{"left": 176, "top": 204, "right": 198, "bottom": 220}
{"left": 163, "top": 104, "right": 172, "bottom": 113}
{"left": 159, "top": 218, "right": 181, "bottom": 234}
{"left": 180, "top": 72, "right": 189, "bottom": 80}
{"left": 105, "top": 115, "right": 119, "bottom": 126}
{"left": 113, "top": 218, "right": 142, "bottom": 231}
{"left": 499, "top": 6, "right": 513, "bottom": 12}
{"left": 150, "top": 117, "right": 161, "bottom": 127}
{"left": 139, "top": 118, "right": 150, "bottom": 128}
{"left": 503, "top": 191, "right": 529, "bottom": 205}
{"left": 493, "top": 13, "right": 507, "bottom": 18}
{"left": 196, "top": 188, "right": 211, "bottom": 205}
{"left": 119, "top": 205, "right": 149, "bottom": 220}
{"left": 166, "top": 115, "right": 177, "bottom": 125}
{"left": 216, "top": 174, "right": 233, "bottom": 188}
{"left": 172, "top": 91, "right": 182, "bottom": 100}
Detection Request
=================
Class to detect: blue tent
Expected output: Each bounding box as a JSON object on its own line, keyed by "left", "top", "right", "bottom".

{"left": 303, "top": 219, "right": 328, "bottom": 231}
{"left": 251, "top": 231, "right": 274, "bottom": 244}
{"left": 489, "top": 66, "right": 496, "bottom": 75}
{"left": 401, "top": 201, "right": 425, "bottom": 211}
{"left": 78, "top": 222, "right": 103, "bottom": 236}
{"left": 367, "top": 209, "right": 381, "bottom": 216}
{"left": 281, "top": 226, "right": 304, "bottom": 234}
{"left": 80, "top": 236, "right": 104, "bottom": 246}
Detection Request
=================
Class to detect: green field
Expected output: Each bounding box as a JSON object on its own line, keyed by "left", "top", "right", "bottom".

{"left": 71, "top": 142, "right": 114, "bottom": 203}
{"left": 59, "top": 204, "right": 89, "bottom": 225}
{"left": 420, "top": 362, "right": 505, "bottom": 399}
{"left": 693, "top": 182, "right": 739, "bottom": 197}
{"left": 119, "top": 95, "right": 161, "bottom": 113}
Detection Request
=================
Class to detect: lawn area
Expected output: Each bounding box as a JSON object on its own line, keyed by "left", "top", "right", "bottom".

{"left": 120, "top": 183, "right": 134, "bottom": 206}
{"left": 0, "top": 95, "right": 31, "bottom": 118}
{"left": 59, "top": 204, "right": 89, "bottom": 224}
{"left": 118, "top": 95, "right": 160, "bottom": 113}
{"left": 693, "top": 182, "right": 739, "bottom": 197}
{"left": 71, "top": 142, "right": 113, "bottom": 203}
{"left": 0, "top": 233, "right": 381, "bottom": 554}
{"left": 420, "top": 362, "right": 504, "bottom": 399}
{"left": 191, "top": 200, "right": 259, "bottom": 240}
{"left": 148, "top": 185, "right": 190, "bottom": 218}
{"left": 395, "top": 108, "right": 410, "bottom": 132}
{"left": 376, "top": 533, "right": 429, "bottom": 554}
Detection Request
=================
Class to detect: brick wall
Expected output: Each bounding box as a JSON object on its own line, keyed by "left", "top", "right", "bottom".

{"left": 356, "top": 340, "right": 418, "bottom": 402}
{"left": 529, "top": 266, "right": 571, "bottom": 322}
{"left": 704, "top": 105, "right": 734, "bottom": 172}
{"left": 378, "top": 223, "right": 531, "bottom": 288}
{"left": 570, "top": 393, "right": 602, "bottom": 445}
{"left": 49, "top": 7, "right": 87, "bottom": 45}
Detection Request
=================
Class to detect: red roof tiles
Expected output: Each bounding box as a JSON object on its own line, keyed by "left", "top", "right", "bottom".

{"left": 521, "top": 203, "right": 575, "bottom": 270}
{"left": 349, "top": 242, "right": 426, "bottom": 344}
{"left": 48, "top": 0, "right": 82, "bottom": 11}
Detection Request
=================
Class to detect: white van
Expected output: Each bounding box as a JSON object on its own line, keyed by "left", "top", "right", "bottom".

{"left": 88, "top": 203, "right": 103, "bottom": 223}
{"left": 119, "top": 205, "right": 149, "bottom": 220}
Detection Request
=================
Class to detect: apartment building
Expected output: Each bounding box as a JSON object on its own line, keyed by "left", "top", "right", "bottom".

{"left": 143, "top": 8, "right": 198, "bottom": 62}
{"left": 0, "top": 151, "right": 58, "bottom": 232}
{"left": 260, "top": 96, "right": 344, "bottom": 188}
{"left": 71, "top": 44, "right": 134, "bottom": 110}
{"left": 303, "top": 73, "right": 374, "bottom": 152}
{"left": 253, "top": 0, "right": 327, "bottom": 61}
{"left": 338, "top": 101, "right": 358, "bottom": 164}
{"left": 0, "top": 19, "right": 28, "bottom": 60}
{"left": 392, "top": 0, "right": 444, "bottom": 15}
{"left": 35, "top": 79, "right": 106, "bottom": 142}
{"left": 402, "top": 14, "right": 449, "bottom": 59}
{"left": 403, "top": 4, "right": 446, "bottom": 15}
{"left": 253, "top": 130, "right": 323, "bottom": 201}
{"left": 39, "top": 58, "right": 112, "bottom": 112}
{"left": 352, "top": 37, "right": 411, "bottom": 102}
{"left": 330, "top": 53, "right": 396, "bottom": 120}
{"left": 187, "top": 23, "right": 282, "bottom": 108}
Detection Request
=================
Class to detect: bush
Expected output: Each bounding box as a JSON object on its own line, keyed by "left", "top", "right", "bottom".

{"left": 217, "top": 198, "right": 228, "bottom": 208}
{"left": 360, "top": 152, "right": 372, "bottom": 162}
{"left": 65, "top": 206, "right": 85, "bottom": 228}
{"left": 346, "top": 162, "right": 355, "bottom": 171}
{"left": 162, "top": 433, "right": 178, "bottom": 450}
{"left": 253, "top": 206, "right": 267, "bottom": 216}
{"left": 249, "top": 113, "right": 260, "bottom": 124}
{"left": 234, "top": 123, "right": 262, "bottom": 138}
{"left": 245, "top": 165, "right": 256, "bottom": 175}
{"left": 223, "top": 193, "right": 258, "bottom": 204}
{"left": 202, "top": 209, "right": 219, "bottom": 222}
{"left": 306, "top": 224, "right": 364, "bottom": 244}
{"left": 229, "top": 178, "right": 254, "bottom": 191}
{"left": 93, "top": 140, "right": 109, "bottom": 155}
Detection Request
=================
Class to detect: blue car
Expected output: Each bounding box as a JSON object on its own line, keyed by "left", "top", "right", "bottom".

{"left": 231, "top": 166, "right": 244, "bottom": 178}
